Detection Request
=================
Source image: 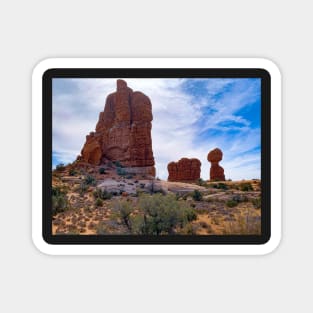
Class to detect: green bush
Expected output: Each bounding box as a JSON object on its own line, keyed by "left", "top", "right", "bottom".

{"left": 112, "top": 200, "right": 134, "bottom": 231}
{"left": 93, "top": 188, "right": 112, "bottom": 200}
{"left": 226, "top": 200, "right": 238, "bottom": 208}
{"left": 212, "top": 182, "right": 228, "bottom": 190}
{"left": 114, "top": 160, "right": 123, "bottom": 168}
{"left": 135, "top": 194, "right": 197, "bottom": 235}
{"left": 196, "top": 178, "right": 208, "bottom": 187}
{"left": 239, "top": 182, "right": 253, "bottom": 191}
{"left": 99, "top": 167, "right": 106, "bottom": 174}
{"left": 95, "top": 198, "right": 103, "bottom": 207}
{"left": 116, "top": 167, "right": 127, "bottom": 176}
{"left": 192, "top": 189, "right": 203, "bottom": 201}
{"left": 84, "top": 175, "right": 96, "bottom": 186}
{"left": 69, "top": 168, "right": 77, "bottom": 176}
{"left": 77, "top": 182, "right": 88, "bottom": 195}
{"left": 52, "top": 187, "right": 68, "bottom": 215}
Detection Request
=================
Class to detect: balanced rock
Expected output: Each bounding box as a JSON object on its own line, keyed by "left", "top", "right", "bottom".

{"left": 167, "top": 158, "right": 201, "bottom": 182}
{"left": 79, "top": 80, "right": 155, "bottom": 176}
{"left": 207, "top": 148, "right": 225, "bottom": 181}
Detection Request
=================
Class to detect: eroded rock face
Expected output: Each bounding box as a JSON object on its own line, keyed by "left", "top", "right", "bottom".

{"left": 207, "top": 148, "right": 225, "bottom": 181}
{"left": 79, "top": 80, "right": 155, "bottom": 176}
{"left": 167, "top": 158, "right": 201, "bottom": 182}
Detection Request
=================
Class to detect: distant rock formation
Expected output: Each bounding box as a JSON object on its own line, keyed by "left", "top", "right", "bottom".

{"left": 167, "top": 158, "right": 201, "bottom": 182}
{"left": 79, "top": 79, "right": 155, "bottom": 176}
{"left": 207, "top": 148, "right": 225, "bottom": 181}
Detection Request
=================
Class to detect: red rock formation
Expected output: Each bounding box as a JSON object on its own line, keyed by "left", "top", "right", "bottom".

{"left": 207, "top": 148, "right": 225, "bottom": 181}
{"left": 79, "top": 80, "right": 155, "bottom": 176}
{"left": 167, "top": 158, "right": 201, "bottom": 182}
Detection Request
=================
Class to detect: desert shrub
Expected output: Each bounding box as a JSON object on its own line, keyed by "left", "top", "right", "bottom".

{"left": 95, "top": 198, "right": 103, "bottom": 207}
{"left": 135, "top": 194, "right": 197, "bottom": 235}
{"left": 252, "top": 197, "right": 261, "bottom": 209}
{"left": 239, "top": 182, "right": 253, "bottom": 191}
{"left": 208, "top": 182, "right": 228, "bottom": 190}
{"left": 226, "top": 200, "right": 238, "bottom": 208}
{"left": 112, "top": 200, "right": 134, "bottom": 231}
{"left": 186, "top": 209, "right": 197, "bottom": 221}
{"left": 126, "top": 174, "right": 134, "bottom": 179}
{"left": 99, "top": 167, "right": 106, "bottom": 174}
{"left": 52, "top": 187, "right": 68, "bottom": 215}
{"left": 196, "top": 178, "right": 208, "bottom": 187}
{"left": 69, "top": 168, "right": 77, "bottom": 176}
{"left": 223, "top": 210, "right": 261, "bottom": 235}
{"left": 232, "top": 195, "right": 242, "bottom": 203}
{"left": 192, "top": 189, "right": 203, "bottom": 201}
{"left": 84, "top": 175, "right": 96, "bottom": 186}
{"left": 197, "top": 178, "right": 204, "bottom": 186}
{"left": 114, "top": 160, "right": 123, "bottom": 168}
{"left": 93, "top": 188, "right": 112, "bottom": 200}
{"left": 76, "top": 182, "right": 88, "bottom": 195}
{"left": 215, "top": 183, "right": 228, "bottom": 190}
{"left": 116, "top": 167, "right": 127, "bottom": 176}
{"left": 56, "top": 163, "right": 66, "bottom": 172}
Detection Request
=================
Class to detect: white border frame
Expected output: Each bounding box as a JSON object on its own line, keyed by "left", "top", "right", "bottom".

{"left": 32, "top": 58, "right": 281, "bottom": 255}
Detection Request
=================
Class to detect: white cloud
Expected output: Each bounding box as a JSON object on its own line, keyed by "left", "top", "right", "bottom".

{"left": 52, "top": 78, "right": 261, "bottom": 181}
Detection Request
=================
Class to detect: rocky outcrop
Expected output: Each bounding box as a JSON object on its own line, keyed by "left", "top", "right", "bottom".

{"left": 167, "top": 158, "right": 201, "bottom": 182}
{"left": 79, "top": 80, "right": 155, "bottom": 176}
{"left": 207, "top": 148, "right": 225, "bottom": 181}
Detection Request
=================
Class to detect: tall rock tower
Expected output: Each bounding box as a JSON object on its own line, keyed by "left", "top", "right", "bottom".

{"left": 79, "top": 80, "right": 155, "bottom": 176}
{"left": 207, "top": 148, "right": 225, "bottom": 181}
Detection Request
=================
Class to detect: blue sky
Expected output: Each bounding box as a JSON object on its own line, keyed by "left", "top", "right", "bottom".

{"left": 52, "top": 78, "right": 261, "bottom": 180}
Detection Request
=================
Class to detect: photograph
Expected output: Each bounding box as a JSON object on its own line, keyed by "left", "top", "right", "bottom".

{"left": 51, "top": 77, "right": 262, "bottom": 236}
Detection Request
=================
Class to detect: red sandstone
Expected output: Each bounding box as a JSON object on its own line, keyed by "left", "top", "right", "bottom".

{"left": 207, "top": 148, "right": 225, "bottom": 181}
{"left": 167, "top": 158, "right": 201, "bottom": 182}
{"left": 79, "top": 80, "right": 155, "bottom": 176}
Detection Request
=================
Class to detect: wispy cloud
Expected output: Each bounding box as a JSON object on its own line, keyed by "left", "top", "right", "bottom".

{"left": 52, "top": 78, "right": 261, "bottom": 180}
